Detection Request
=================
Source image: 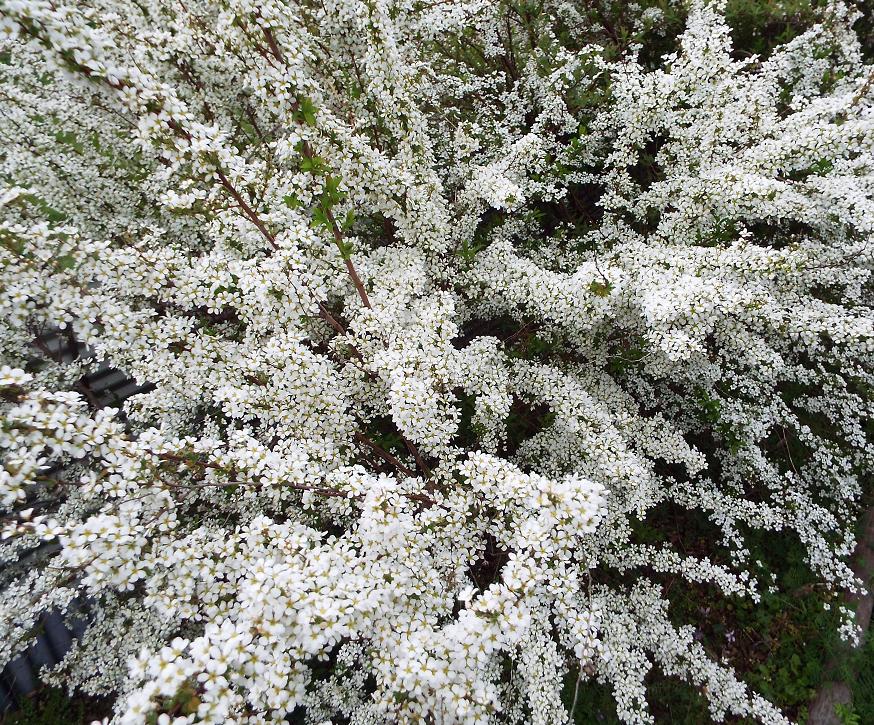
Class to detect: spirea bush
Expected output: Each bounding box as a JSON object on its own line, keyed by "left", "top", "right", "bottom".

{"left": 0, "top": 0, "right": 872, "bottom": 722}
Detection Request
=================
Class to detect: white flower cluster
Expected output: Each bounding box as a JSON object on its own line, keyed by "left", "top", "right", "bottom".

{"left": 0, "top": 0, "right": 872, "bottom": 723}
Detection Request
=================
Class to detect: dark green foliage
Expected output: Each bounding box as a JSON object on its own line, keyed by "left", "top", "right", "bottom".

{"left": 2, "top": 688, "right": 111, "bottom": 725}
{"left": 663, "top": 527, "right": 846, "bottom": 723}
{"left": 562, "top": 673, "right": 621, "bottom": 724}
{"left": 725, "top": 0, "right": 823, "bottom": 60}
{"left": 844, "top": 630, "right": 874, "bottom": 723}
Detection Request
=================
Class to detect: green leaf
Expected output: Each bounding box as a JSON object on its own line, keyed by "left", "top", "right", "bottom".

{"left": 337, "top": 238, "right": 355, "bottom": 260}
{"left": 808, "top": 158, "right": 834, "bottom": 175}
{"left": 56, "top": 254, "right": 77, "bottom": 270}
{"left": 588, "top": 279, "right": 612, "bottom": 297}
{"left": 300, "top": 155, "right": 326, "bottom": 175}
{"left": 311, "top": 206, "right": 330, "bottom": 230}
{"left": 325, "top": 175, "right": 341, "bottom": 195}
{"left": 320, "top": 175, "right": 345, "bottom": 208}
{"left": 297, "top": 97, "right": 317, "bottom": 126}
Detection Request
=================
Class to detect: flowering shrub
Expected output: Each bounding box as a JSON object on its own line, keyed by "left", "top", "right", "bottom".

{"left": 0, "top": 0, "right": 872, "bottom": 722}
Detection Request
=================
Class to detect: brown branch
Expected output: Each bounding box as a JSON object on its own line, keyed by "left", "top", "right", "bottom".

{"left": 213, "top": 167, "right": 278, "bottom": 249}
{"left": 262, "top": 26, "right": 286, "bottom": 65}
{"left": 324, "top": 206, "right": 371, "bottom": 308}
{"left": 354, "top": 433, "right": 416, "bottom": 477}
{"left": 405, "top": 438, "right": 431, "bottom": 478}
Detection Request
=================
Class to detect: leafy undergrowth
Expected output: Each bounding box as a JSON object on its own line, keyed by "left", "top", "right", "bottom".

{"left": 844, "top": 629, "right": 874, "bottom": 723}
{"left": 2, "top": 687, "right": 111, "bottom": 725}
{"left": 558, "top": 517, "right": 858, "bottom": 724}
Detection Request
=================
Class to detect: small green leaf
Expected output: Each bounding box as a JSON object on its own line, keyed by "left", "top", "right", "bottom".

{"left": 337, "top": 238, "right": 355, "bottom": 260}
{"left": 311, "top": 206, "right": 330, "bottom": 230}
{"left": 56, "top": 254, "right": 77, "bottom": 270}
{"left": 325, "top": 175, "right": 341, "bottom": 195}
{"left": 300, "top": 155, "right": 326, "bottom": 174}
{"left": 297, "top": 97, "right": 317, "bottom": 126}
{"left": 588, "top": 280, "right": 612, "bottom": 297}
{"left": 320, "top": 175, "right": 345, "bottom": 207}
{"left": 808, "top": 158, "right": 833, "bottom": 175}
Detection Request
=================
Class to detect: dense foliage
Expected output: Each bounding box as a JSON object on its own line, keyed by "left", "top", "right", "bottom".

{"left": 0, "top": 0, "right": 872, "bottom": 723}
